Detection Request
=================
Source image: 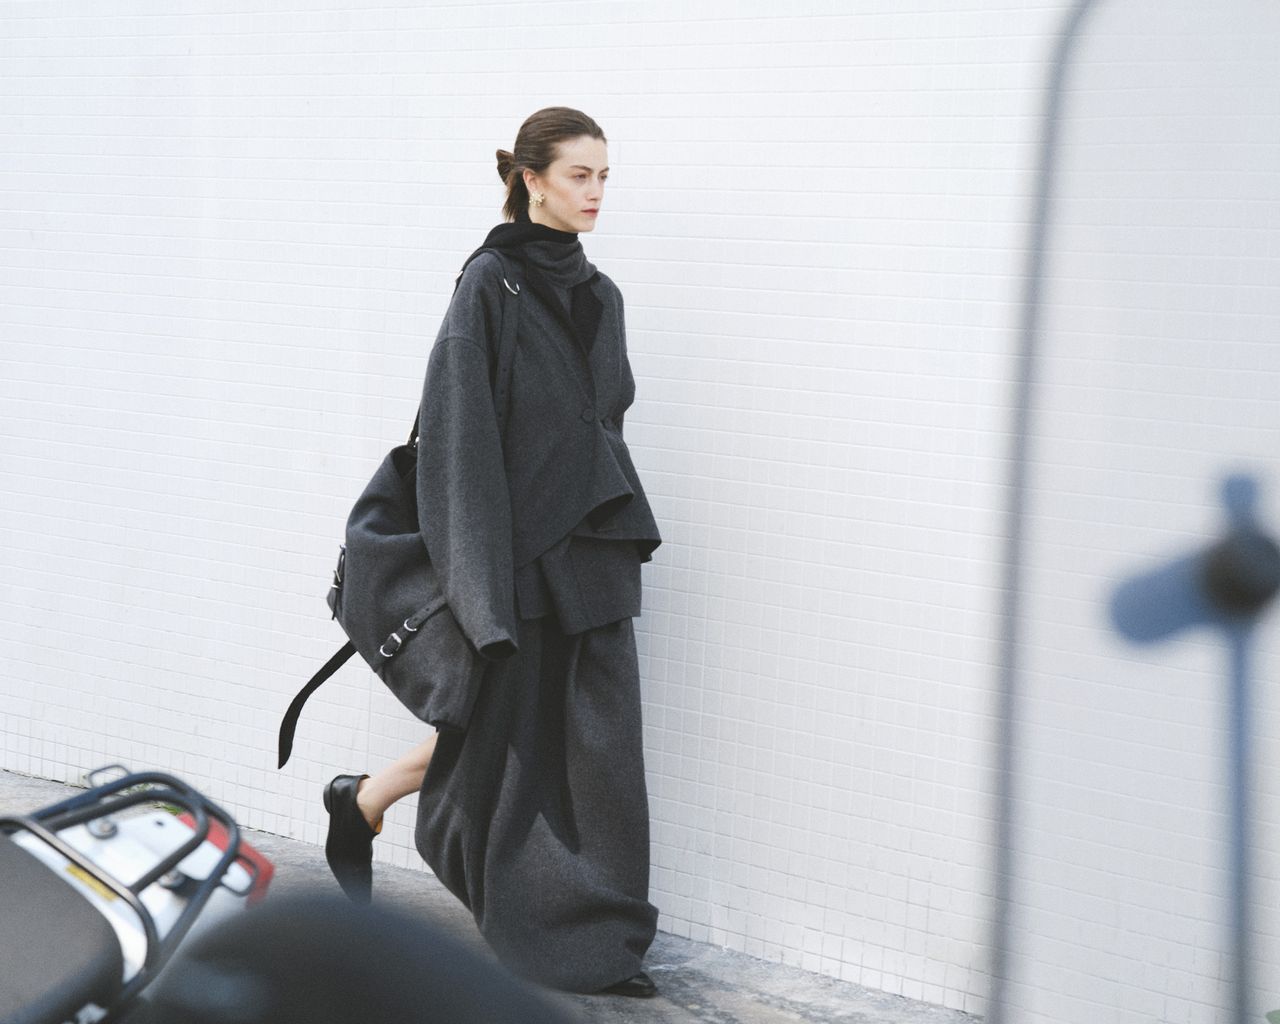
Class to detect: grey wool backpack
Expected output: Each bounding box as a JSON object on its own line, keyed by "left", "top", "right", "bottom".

{"left": 277, "top": 248, "right": 524, "bottom": 768}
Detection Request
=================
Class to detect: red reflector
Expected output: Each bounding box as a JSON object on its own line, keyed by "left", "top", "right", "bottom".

{"left": 178, "top": 813, "right": 274, "bottom": 906}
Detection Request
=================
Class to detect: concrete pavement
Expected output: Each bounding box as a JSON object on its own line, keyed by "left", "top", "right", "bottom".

{"left": 0, "top": 769, "right": 977, "bottom": 1024}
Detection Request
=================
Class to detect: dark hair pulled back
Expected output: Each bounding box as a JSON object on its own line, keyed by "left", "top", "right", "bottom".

{"left": 496, "top": 106, "right": 607, "bottom": 222}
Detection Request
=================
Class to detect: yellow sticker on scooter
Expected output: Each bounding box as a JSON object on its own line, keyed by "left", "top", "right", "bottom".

{"left": 66, "top": 863, "right": 119, "bottom": 902}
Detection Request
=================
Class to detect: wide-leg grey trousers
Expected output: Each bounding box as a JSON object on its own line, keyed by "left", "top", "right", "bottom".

{"left": 415, "top": 615, "right": 657, "bottom": 992}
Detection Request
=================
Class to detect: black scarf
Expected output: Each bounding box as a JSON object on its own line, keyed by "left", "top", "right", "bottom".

{"left": 474, "top": 208, "right": 604, "bottom": 355}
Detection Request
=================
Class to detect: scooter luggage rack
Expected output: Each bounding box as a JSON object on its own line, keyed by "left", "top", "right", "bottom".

{"left": 0, "top": 768, "right": 245, "bottom": 1008}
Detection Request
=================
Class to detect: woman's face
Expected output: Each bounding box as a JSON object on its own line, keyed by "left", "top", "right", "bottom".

{"left": 524, "top": 135, "right": 608, "bottom": 233}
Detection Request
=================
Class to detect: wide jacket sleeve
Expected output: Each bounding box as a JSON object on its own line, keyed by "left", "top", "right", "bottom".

{"left": 416, "top": 260, "right": 518, "bottom": 661}
{"left": 615, "top": 285, "right": 635, "bottom": 434}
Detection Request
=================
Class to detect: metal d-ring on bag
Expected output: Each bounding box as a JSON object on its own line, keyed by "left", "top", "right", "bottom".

{"left": 277, "top": 249, "right": 523, "bottom": 769}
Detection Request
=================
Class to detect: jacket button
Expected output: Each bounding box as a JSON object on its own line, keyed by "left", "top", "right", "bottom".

{"left": 580, "top": 407, "right": 595, "bottom": 422}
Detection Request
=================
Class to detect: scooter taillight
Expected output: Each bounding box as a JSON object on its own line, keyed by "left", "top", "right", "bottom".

{"left": 177, "top": 812, "right": 274, "bottom": 906}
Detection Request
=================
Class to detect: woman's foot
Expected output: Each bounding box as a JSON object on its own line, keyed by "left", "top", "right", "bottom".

{"left": 323, "top": 774, "right": 378, "bottom": 903}
{"left": 598, "top": 971, "right": 657, "bottom": 998}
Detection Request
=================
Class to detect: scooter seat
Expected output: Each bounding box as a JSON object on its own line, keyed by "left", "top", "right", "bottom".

{"left": 0, "top": 833, "right": 124, "bottom": 1024}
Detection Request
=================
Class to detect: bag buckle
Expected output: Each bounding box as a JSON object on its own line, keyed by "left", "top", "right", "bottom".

{"left": 379, "top": 631, "right": 404, "bottom": 659}
{"left": 331, "top": 545, "right": 346, "bottom": 589}
{"left": 328, "top": 546, "right": 347, "bottom": 621}
{"left": 377, "top": 613, "right": 424, "bottom": 659}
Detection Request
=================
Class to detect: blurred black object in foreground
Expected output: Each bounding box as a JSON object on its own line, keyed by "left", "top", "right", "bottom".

{"left": 143, "top": 892, "right": 573, "bottom": 1024}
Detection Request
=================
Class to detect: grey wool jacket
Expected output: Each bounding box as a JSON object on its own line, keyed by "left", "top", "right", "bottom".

{"left": 415, "top": 241, "right": 661, "bottom": 663}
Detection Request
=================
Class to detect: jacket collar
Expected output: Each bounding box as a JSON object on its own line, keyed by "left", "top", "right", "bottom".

{"left": 475, "top": 210, "right": 604, "bottom": 355}
{"left": 518, "top": 263, "right": 606, "bottom": 359}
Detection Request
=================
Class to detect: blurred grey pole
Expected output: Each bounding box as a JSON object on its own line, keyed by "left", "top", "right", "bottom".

{"left": 1227, "top": 624, "right": 1253, "bottom": 1024}
{"left": 986, "top": 2, "right": 1098, "bottom": 1021}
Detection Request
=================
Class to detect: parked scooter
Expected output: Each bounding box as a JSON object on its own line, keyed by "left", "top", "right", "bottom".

{"left": 0, "top": 767, "right": 273, "bottom": 1024}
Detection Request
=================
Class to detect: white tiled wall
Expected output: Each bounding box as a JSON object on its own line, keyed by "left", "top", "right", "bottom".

{"left": 4, "top": 2, "right": 1277, "bottom": 1018}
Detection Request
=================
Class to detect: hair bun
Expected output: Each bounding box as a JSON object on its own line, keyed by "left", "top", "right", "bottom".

{"left": 496, "top": 149, "right": 514, "bottom": 182}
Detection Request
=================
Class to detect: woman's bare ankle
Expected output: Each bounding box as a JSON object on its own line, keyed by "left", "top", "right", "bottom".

{"left": 354, "top": 777, "right": 383, "bottom": 832}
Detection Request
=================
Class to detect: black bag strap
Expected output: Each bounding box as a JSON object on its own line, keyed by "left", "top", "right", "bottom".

{"left": 278, "top": 250, "right": 524, "bottom": 770}
{"left": 277, "top": 641, "right": 356, "bottom": 768}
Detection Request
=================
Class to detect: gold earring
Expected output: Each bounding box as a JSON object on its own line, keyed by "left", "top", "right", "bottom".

{"left": 529, "top": 190, "right": 545, "bottom": 207}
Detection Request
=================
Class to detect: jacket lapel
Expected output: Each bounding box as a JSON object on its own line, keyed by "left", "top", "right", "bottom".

{"left": 521, "top": 267, "right": 576, "bottom": 340}
{"left": 521, "top": 266, "right": 604, "bottom": 359}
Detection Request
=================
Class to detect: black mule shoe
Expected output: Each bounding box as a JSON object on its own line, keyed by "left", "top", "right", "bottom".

{"left": 599, "top": 972, "right": 657, "bottom": 998}
{"left": 323, "top": 773, "right": 377, "bottom": 904}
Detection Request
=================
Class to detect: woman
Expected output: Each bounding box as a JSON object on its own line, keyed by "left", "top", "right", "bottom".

{"left": 321, "top": 107, "right": 663, "bottom": 999}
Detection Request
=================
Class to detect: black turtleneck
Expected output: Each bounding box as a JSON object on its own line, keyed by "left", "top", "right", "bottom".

{"left": 473, "top": 208, "right": 604, "bottom": 354}
{"left": 481, "top": 206, "right": 580, "bottom": 249}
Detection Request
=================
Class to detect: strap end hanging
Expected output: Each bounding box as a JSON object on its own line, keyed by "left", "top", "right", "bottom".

{"left": 277, "top": 642, "right": 357, "bottom": 769}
